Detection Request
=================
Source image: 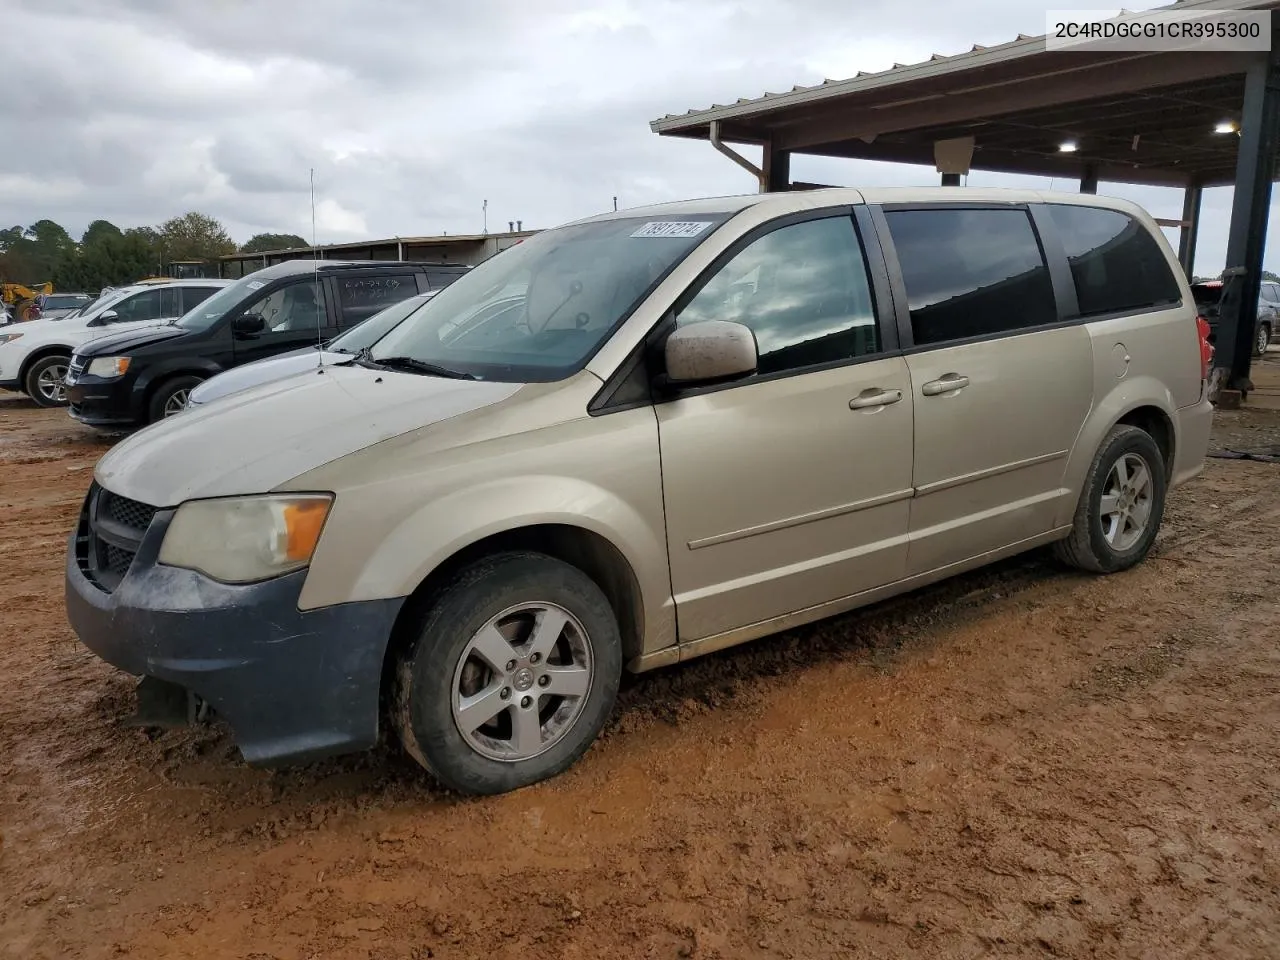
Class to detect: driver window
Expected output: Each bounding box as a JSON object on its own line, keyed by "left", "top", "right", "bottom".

{"left": 675, "top": 216, "right": 879, "bottom": 377}
{"left": 111, "top": 288, "right": 164, "bottom": 323}
{"left": 243, "top": 281, "right": 324, "bottom": 334}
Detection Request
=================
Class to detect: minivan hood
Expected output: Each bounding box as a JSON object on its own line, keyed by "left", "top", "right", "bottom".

{"left": 73, "top": 324, "right": 186, "bottom": 356}
{"left": 95, "top": 363, "right": 521, "bottom": 506}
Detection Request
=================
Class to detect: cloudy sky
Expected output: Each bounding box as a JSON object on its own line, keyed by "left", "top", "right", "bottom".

{"left": 5, "top": 0, "right": 1276, "bottom": 275}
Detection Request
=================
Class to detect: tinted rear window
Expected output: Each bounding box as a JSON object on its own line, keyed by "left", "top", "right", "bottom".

{"left": 45, "top": 295, "right": 90, "bottom": 309}
{"left": 337, "top": 274, "right": 419, "bottom": 326}
{"left": 1045, "top": 204, "right": 1182, "bottom": 318}
{"left": 884, "top": 207, "right": 1058, "bottom": 346}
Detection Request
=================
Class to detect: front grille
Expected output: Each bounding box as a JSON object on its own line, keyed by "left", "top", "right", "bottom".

{"left": 103, "top": 492, "right": 158, "bottom": 532}
{"left": 103, "top": 543, "right": 134, "bottom": 577}
{"left": 68, "top": 356, "right": 85, "bottom": 377}
{"left": 76, "top": 482, "right": 158, "bottom": 593}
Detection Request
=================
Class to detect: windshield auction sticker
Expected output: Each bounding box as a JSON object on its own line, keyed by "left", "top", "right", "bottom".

{"left": 631, "top": 221, "right": 713, "bottom": 239}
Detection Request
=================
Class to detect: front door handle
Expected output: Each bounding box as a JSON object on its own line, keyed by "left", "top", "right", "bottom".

{"left": 921, "top": 374, "right": 970, "bottom": 397}
{"left": 849, "top": 388, "right": 903, "bottom": 410}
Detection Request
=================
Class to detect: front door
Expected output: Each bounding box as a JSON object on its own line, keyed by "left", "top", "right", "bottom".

{"left": 879, "top": 205, "right": 1093, "bottom": 575}
{"left": 231, "top": 277, "right": 335, "bottom": 367}
{"left": 657, "top": 212, "right": 914, "bottom": 642}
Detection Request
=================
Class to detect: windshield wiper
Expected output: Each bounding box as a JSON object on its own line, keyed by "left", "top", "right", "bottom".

{"left": 354, "top": 348, "right": 476, "bottom": 379}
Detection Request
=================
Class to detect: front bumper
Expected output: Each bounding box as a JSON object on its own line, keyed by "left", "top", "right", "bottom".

{"left": 64, "top": 498, "right": 405, "bottom": 766}
{"left": 66, "top": 376, "right": 139, "bottom": 427}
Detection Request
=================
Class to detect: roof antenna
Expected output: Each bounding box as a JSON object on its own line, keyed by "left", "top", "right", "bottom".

{"left": 312, "top": 167, "right": 324, "bottom": 373}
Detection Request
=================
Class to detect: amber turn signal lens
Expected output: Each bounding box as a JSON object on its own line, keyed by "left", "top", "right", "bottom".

{"left": 284, "top": 499, "right": 331, "bottom": 562}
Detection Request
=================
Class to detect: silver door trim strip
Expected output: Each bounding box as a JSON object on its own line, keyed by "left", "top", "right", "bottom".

{"left": 628, "top": 525, "right": 1073, "bottom": 672}
{"left": 913, "top": 449, "right": 1069, "bottom": 497}
{"left": 687, "top": 487, "right": 916, "bottom": 550}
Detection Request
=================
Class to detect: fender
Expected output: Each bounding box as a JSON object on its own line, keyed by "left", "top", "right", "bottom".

{"left": 18, "top": 342, "right": 77, "bottom": 383}
{"left": 130, "top": 357, "right": 226, "bottom": 415}
{"left": 296, "top": 424, "right": 678, "bottom": 656}
{"left": 1053, "top": 373, "right": 1179, "bottom": 528}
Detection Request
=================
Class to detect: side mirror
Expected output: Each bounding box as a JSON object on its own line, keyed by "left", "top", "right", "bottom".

{"left": 233, "top": 313, "right": 266, "bottom": 337}
{"left": 663, "top": 320, "right": 757, "bottom": 385}
{"left": 95, "top": 310, "right": 119, "bottom": 325}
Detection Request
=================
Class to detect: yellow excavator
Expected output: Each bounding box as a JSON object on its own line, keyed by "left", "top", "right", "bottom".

{"left": 2, "top": 281, "right": 53, "bottom": 322}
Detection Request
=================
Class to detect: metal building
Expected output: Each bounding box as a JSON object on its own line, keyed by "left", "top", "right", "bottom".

{"left": 652, "top": 0, "right": 1280, "bottom": 404}
{"left": 218, "top": 230, "right": 537, "bottom": 279}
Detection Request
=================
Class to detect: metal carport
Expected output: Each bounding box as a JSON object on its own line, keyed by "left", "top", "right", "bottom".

{"left": 651, "top": 0, "right": 1280, "bottom": 405}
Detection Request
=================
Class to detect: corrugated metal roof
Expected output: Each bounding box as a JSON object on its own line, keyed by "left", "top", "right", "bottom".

{"left": 219, "top": 231, "right": 538, "bottom": 261}
{"left": 651, "top": 0, "right": 1279, "bottom": 134}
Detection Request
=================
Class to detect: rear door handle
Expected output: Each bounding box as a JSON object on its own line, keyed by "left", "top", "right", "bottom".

{"left": 849, "top": 388, "right": 903, "bottom": 410}
{"left": 921, "top": 374, "right": 970, "bottom": 397}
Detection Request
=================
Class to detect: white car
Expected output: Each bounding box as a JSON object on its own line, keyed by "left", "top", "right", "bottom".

{"left": 0, "top": 278, "right": 230, "bottom": 406}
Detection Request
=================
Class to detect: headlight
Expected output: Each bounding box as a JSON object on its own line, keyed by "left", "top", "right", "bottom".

{"left": 158, "top": 494, "right": 333, "bottom": 583}
{"left": 87, "top": 356, "right": 130, "bottom": 378}
{"left": 0, "top": 332, "right": 23, "bottom": 345}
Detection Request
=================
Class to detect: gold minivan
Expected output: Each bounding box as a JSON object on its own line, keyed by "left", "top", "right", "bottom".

{"left": 66, "top": 188, "right": 1214, "bottom": 794}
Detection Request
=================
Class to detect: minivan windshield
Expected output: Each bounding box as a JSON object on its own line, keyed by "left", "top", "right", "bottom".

{"left": 173, "top": 273, "right": 264, "bottom": 331}
{"left": 368, "top": 213, "right": 730, "bottom": 381}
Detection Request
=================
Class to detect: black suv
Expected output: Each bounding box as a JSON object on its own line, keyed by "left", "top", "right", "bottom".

{"left": 1191, "top": 278, "right": 1277, "bottom": 358}
{"left": 67, "top": 260, "right": 469, "bottom": 428}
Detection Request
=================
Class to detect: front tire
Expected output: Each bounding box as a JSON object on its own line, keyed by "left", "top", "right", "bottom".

{"left": 147, "top": 375, "right": 203, "bottom": 423}
{"left": 1054, "top": 424, "right": 1166, "bottom": 574}
{"left": 391, "top": 552, "right": 622, "bottom": 795}
{"left": 1255, "top": 322, "right": 1271, "bottom": 358}
{"left": 24, "top": 355, "right": 71, "bottom": 407}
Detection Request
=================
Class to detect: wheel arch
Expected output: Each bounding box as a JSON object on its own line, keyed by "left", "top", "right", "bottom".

{"left": 136, "top": 364, "right": 221, "bottom": 418}
{"left": 18, "top": 343, "right": 74, "bottom": 386}
{"left": 379, "top": 522, "right": 648, "bottom": 705}
{"left": 1055, "top": 377, "right": 1180, "bottom": 528}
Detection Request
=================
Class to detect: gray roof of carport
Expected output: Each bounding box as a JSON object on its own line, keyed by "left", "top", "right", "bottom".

{"left": 651, "top": 0, "right": 1280, "bottom": 187}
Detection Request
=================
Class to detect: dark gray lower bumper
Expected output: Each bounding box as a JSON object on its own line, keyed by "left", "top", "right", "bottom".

{"left": 65, "top": 513, "right": 404, "bottom": 766}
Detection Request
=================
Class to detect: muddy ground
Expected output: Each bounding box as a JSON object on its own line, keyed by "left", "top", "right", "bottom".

{"left": 2, "top": 365, "right": 1279, "bottom": 960}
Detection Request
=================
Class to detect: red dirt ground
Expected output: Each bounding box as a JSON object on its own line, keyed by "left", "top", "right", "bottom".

{"left": 2, "top": 365, "right": 1279, "bottom": 960}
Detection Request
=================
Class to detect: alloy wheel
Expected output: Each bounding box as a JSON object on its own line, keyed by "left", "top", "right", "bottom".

{"left": 1100, "top": 452, "right": 1153, "bottom": 552}
{"left": 36, "top": 363, "right": 68, "bottom": 404}
{"left": 450, "top": 602, "right": 593, "bottom": 762}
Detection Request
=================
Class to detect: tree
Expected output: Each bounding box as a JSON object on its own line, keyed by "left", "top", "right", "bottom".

{"left": 82, "top": 219, "right": 124, "bottom": 247}
{"left": 54, "top": 232, "right": 158, "bottom": 292}
{"left": 157, "top": 212, "right": 237, "bottom": 262}
{"left": 241, "top": 233, "right": 308, "bottom": 254}
{"left": 0, "top": 219, "right": 73, "bottom": 283}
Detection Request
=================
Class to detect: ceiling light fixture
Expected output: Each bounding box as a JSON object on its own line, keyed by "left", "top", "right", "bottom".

{"left": 1059, "top": 140, "right": 1079, "bottom": 153}
{"left": 1215, "top": 120, "right": 1238, "bottom": 134}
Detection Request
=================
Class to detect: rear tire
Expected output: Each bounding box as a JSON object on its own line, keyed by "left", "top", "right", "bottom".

{"left": 147, "top": 375, "right": 203, "bottom": 423}
{"left": 1053, "top": 425, "right": 1166, "bottom": 574}
{"left": 24, "top": 354, "right": 71, "bottom": 408}
{"left": 391, "top": 551, "right": 622, "bottom": 795}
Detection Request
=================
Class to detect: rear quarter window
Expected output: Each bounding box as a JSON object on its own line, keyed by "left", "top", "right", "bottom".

{"left": 1045, "top": 204, "right": 1182, "bottom": 318}
{"left": 337, "top": 274, "right": 418, "bottom": 326}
